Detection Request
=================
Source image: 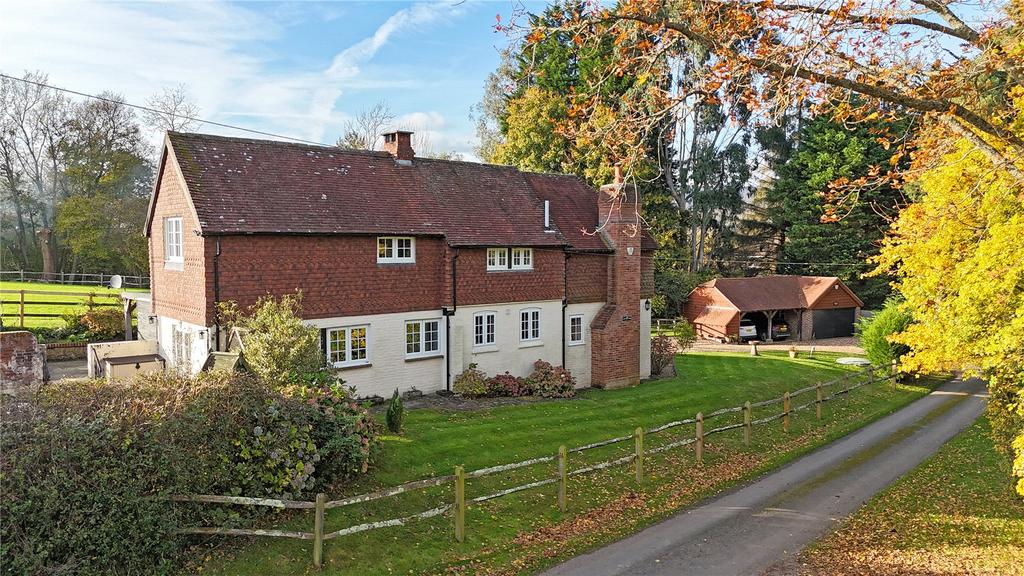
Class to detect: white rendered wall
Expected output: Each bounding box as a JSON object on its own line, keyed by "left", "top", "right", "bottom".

{"left": 450, "top": 300, "right": 565, "bottom": 383}
{"left": 640, "top": 298, "right": 652, "bottom": 379}
{"left": 565, "top": 302, "right": 605, "bottom": 387}
{"left": 307, "top": 309, "right": 446, "bottom": 399}
{"left": 156, "top": 316, "right": 211, "bottom": 375}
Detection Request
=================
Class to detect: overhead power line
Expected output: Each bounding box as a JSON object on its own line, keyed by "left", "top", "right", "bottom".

{"left": 0, "top": 72, "right": 331, "bottom": 147}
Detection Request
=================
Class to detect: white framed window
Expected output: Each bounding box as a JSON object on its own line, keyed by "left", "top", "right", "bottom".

{"left": 377, "top": 236, "right": 415, "bottom": 263}
{"left": 327, "top": 325, "right": 369, "bottom": 367}
{"left": 486, "top": 248, "right": 508, "bottom": 271}
{"left": 164, "top": 217, "right": 183, "bottom": 262}
{"left": 406, "top": 319, "right": 440, "bottom": 358}
{"left": 520, "top": 308, "right": 541, "bottom": 342}
{"left": 473, "top": 311, "right": 496, "bottom": 346}
{"left": 569, "top": 314, "right": 585, "bottom": 345}
{"left": 511, "top": 248, "right": 533, "bottom": 270}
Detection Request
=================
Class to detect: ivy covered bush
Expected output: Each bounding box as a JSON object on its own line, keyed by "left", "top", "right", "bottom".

{"left": 1, "top": 371, "right": 379, "bottom": 575}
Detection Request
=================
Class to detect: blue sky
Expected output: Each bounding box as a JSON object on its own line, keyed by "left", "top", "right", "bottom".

{"left": 0, "top": 1, "right": 545, "bottom": 158}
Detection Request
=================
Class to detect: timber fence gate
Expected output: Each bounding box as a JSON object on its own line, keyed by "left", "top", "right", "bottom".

{"left": 172, "top": 366, "right": 897, "bottom": 568}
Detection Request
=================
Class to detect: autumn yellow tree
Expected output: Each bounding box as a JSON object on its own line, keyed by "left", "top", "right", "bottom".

{"left": 875, "top": 127, "right": 1024, "bottom": 495}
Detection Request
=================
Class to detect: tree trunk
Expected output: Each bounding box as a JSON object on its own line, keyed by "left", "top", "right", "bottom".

{"left": 37, "top": 227, "right": 56, "bottom": 280}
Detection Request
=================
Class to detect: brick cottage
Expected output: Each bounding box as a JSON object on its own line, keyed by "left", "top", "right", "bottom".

{"left": 145, "top": 131, "right": 656, "bottom": 397}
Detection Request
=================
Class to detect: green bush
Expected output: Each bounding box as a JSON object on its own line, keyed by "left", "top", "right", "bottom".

{"left": 857, "top": 299, "right": 913, "bottom": 369}
{"left": 0, "top": 371, "right": 379, "bottom": 575}
{"left": 528, "top": 360, "right": 576, "bottom": 398}
{"left": 225, "top": 293, "right": 325, "bottom": 385}
{"left": 386, "top": 389, "right": 404, "bottom": 433}
{"left": 453, "top": 363, "right": 489, "bottom": 397}
{"left": 672, "top": 318, "right": 696, "bottom": 352}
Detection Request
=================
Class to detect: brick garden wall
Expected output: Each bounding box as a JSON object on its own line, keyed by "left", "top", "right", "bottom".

{"left": 1, "top": 331, "right": 47, "bottom": 395}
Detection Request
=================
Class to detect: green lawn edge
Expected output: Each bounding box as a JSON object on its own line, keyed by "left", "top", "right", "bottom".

{"left": 796, "top": 415, "right": 1024, "bottom": 575}
{"left": 188, "top": 352, "right": 935, "bottom": 576}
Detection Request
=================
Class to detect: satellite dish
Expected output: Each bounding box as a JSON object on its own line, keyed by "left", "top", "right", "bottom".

{"left": 108, "top": 275, "right": 123, "bottom": 290}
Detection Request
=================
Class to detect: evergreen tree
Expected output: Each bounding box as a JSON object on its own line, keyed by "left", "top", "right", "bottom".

{"left": 766, "top": 112, "right": 910, "bottom": 307}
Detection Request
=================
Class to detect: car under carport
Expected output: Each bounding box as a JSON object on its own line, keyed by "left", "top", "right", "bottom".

{"left": 683, "top": 275, "right": 864, "bottom": 342}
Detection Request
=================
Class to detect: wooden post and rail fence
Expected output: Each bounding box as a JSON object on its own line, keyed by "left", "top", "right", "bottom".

{"left": 169, "top": 367, "right": 896, "bottom": 569}
{"left": 0, "top": 289, "right": 124, "bottom": 328}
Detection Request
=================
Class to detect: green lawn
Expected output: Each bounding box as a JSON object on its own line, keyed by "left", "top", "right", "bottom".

{"left": 188, "top": 352, "right": 935, "bottom": 576}
{"left": 0, "top": 280, "right": 145, "bottom": 329}
{"left": 799, "top": 416, "right": 1024, "bottom": 575}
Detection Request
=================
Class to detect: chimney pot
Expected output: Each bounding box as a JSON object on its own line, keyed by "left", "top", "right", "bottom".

{"left": 614, "top": 164, "right": 623, "bottom": 185}
{"left": 382, "top": 131, "right": 415, "bottom": 164}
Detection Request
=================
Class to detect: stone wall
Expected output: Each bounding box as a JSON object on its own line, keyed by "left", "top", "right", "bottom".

{"left": 1, "top": 331, "right": 47, "bottom": 395}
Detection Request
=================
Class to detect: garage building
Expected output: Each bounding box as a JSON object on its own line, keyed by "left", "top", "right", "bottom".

{"left": 683, "top": 276, "right": 864, "bottom": 342}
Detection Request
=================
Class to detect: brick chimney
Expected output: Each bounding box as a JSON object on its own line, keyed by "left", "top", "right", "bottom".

{"left": 383, "top": 131, "right": 415, "bottom": 164}
{"left": 590, "top": 165, "right": 642, "bottom": 388}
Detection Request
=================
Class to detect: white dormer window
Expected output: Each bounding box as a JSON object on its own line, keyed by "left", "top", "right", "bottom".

{"left": 511, "top": 248, "right": 533, "bottom": 270}
{"left": 377, "top": 237, "right": 415, "bottom": 263}
{"left": 164, "top": 217, "right": 183, "bottom": 263}
{"left": 487, "top": 247, "right": 532, "bottom": 271}
{"left": 486, "top": 248, "right": 508, "bottom": 271}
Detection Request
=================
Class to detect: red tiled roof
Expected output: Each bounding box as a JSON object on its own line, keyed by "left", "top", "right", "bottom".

{"left": 699, "top": 275, "right": 863, "bottom": 311}
{"left": 524, "top": 172, "right": 658, "bottom": 252}
{"left": 161, "top": 132, "right": 568, "bottom": 246}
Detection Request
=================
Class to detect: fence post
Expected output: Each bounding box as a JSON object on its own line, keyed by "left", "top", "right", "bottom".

{"left": 743, "top": 402, "right": 751, "bottom": 445}
{"left": 558, "top": 445, "right": 567, "bottom": 513}
{"left": 695, "top": 413, "right": 704, "bottom": 465}
{"left": 816, "top": 383, "right": 823, "bottom": 420}
{"left": 783, "top": 392, "right": 791, "bottom": 433}
{"left": 18, "top": 289, "right": 25, "bottom": 328}
{"left": 891, "top": 359, "right": 898, "bottom": 388}
{"left": 313, "top": 492, "right": 325, "bottom": 568}
{"left": 634, "top": 427, "right": 644, "bottom": 484}
{"left": 454, "top": 465, "right": 466, "bottom": 543}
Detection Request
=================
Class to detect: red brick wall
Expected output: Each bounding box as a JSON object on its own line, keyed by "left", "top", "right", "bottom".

{"left": 455, "top": 247, "right": 565, "bottom": 306}
{"left": 209, "top": 235, "right": 448, "bottom": 319}
{"left": 808, "top": 282, "right": 861, "bottom": 310}
{"left": 590, "top": 182, "right": 642, "bottom": 388}
{"left": 1, "top": 331, "right": 46, "bottom": 393}
{"left": 149, "top": 151, "right": 208, "bottom": 326}
{"left": 567, "top": 253, "right": 608, "bottom": 304}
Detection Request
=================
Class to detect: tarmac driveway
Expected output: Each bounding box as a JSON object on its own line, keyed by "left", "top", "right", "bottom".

{"left": 541, "top": 376, "right": 987, "bottom": 576}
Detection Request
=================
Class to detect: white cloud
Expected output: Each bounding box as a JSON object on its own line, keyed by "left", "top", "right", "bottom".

{"left": 0, "top": 0, "right": 474, "bottom": 153}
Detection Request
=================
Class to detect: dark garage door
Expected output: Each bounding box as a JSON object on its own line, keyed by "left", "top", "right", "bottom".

{"left": 811, "top": 308, "right": 856, "bottom": 339}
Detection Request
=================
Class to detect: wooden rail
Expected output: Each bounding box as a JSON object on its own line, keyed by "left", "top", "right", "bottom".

{"left": 0, "top": 289, "right": 122, "bottom": 328}
{"left": 172, "top": 366, "right": 892, "bottom": 569}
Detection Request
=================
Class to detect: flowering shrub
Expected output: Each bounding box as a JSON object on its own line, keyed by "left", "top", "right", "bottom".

{"left": 651, "top": 335, "right": 676, "bottom": 376}
{"left": 453, "top": 363, "right": 489, "bottom": 396}
{"left": 528, "top": 360, "right": 576, "bottom": 398}
{"left": 487, "top": 372, "right": 533, "bottom": 397}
